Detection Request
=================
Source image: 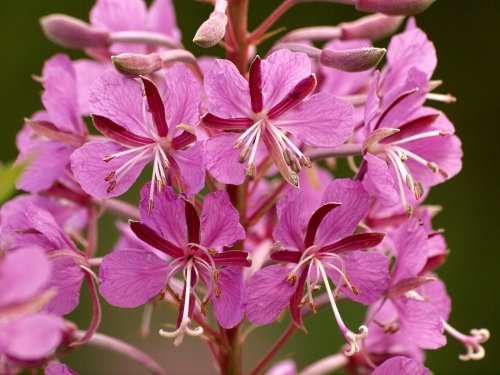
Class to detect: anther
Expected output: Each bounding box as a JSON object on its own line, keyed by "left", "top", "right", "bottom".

{"left": 427, "top": 161, "right": 438, "bottom": 172}
{"left": 286, "top": 272, "right": 297, "bottom": 285}
{"left": 246, "top": 163, "right": 257, "bottom": 180}
{"left": 107, "top": 180, "right": 117, "bottom": 193}
{"left": 351, "top": 285, "right": 359, "bottom": 295}
{"left": 148, "top": 199, "right": 154, "bottom": 214}
{"left": 159, "top": 290, "right": 166, "bottom": 301}
{"left": 405, "top": 203, "right": 413, "bottom": 217}
{"left": 213, "top": 270, "right": 219, "bottom": 283}
{"left": 103, "top": 155, "right": 115, "bottom": 163}
{"left": 105, "top": 171, "right": 116, "bottom": 181}
{"left": 238, "top": 146, "right": 250, "bottom": 163}
{"left": 414, "top": 182, "right": 424, "bottom": 200}
{"left": 301, "top": 155, "right": 312, "bottom": 168}
{"left": 215, "top": 287, "right": 221, "bottom": 298}
{"left": 309, "top": 301, "right": 317, "bottom": 314}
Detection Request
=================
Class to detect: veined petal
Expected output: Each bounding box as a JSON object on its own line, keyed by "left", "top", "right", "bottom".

{"left": 273, "top": 190, "right": 307, "bottom": 251}
{"left": 163, "top": 64, "right": 202, "bottom": 134}
{"left": 273, "top": 92, "right": 354, "bottom": 148}
{"left": 171, "top": 143, "right": 206, "bottom": 197}
{"left": 204, "top": 59, "right": 252, "bottom": 118}
{"left": 45, "top": 363, "right": 79, "bottom": 375}
{"left": 139, "top": 184, "right": 188, "bottom": 248}
{"left": 205, "top": 133, "right": 246, "bottom": 185}
{"left": 74, "top": 59, "right": 107, "bottom": 115}
{"left": 90, "top": 0, "right": 146, "bottom": 33}
{"left": 372, "top": 356, "right": 430, "bottom": 375}
{"left": 261, "top": 49, "right": 311, "bottom": 111}
{"left": 200, "top": 191, "right": 245, "bottom": 248}
{"left": 316, "top": 179, "right": 370, "bottom": 246}
{"left": 89, "top": 71, "right": 147, "bottom": 137}
{"left": 304, "top": 202, "right": 342, "bottom": 248}
{"left": 245, "top": 265, "right": 296, "bottom": 325}
{"left": 267, "top": 75, "right": 316, "bottom": 119}
{"left": 418, "top": 276, "right": 451, "bottom": 321}
{"left": 71, "top": 141, "right": 150, "bottom": 198}
{"left": 147, "top": 0, "right": 181, "bottom": 42}
{"left": 99, "top": 249, "right": 168, "bottom": 308}
{"left": 210, "top": 268, "right": 245, "bottom": 329}
{"left": 362, "top": 153, "right": 399, "bottom": 207}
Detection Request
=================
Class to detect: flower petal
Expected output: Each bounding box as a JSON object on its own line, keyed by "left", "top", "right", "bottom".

{"left": 372, "top": 356, "right": 430, "bottom": 375}
{"left": 315, "top": 179, "right": 370, "bottom": 246}
{"left": 89, "top": 70, "right": 147, "bottom": 137}
{"left": 245, "top": 265, "right": 296, "bottom": 325}
{"left": 0, "top": 313, "right": 62, "bottom": 361}
{"left": 71, "top": 141, "right": 150, "bottom": 199}
{"left": 211, "top": 268, "right": 245, "bottom": 329}
{"left": 273, "top": 92, "right": 354, "bottom": 148}
{"left": 147, "top": 0, "right": 181, "bottom": 41}
{"left": 273, "top": 190, "right": 307, "bottom": 251}
{"left": 139, "top": 184, "right": 188, "bottom": 248}
{"left": 171, "top": 142, "right": 206, "bottom": 197}
{"left": 362, "top": 153, "right": 399, "bottom": 206}
{"left": 99, "top": 249, "right": 168, "bottom": 308}
{"left": 204, "top": 59, "right": 251, "bottom": 118}
{"left": 74, "top": 59, "right": 107, "bottom": 115}
{"left": 200, "top": 191, "right": 245, "bottom": 248}
{"left": 205, "top": 133, "right": 246, "bottom": 185}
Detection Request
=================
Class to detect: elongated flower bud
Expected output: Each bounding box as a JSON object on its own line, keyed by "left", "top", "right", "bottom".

{"left": 320, "top": 47, "right": 386, "bottom": 72}
{"left": 112, "top": 53, "right": 163, "bottom": 76}
{"left": 356, "top": 0, "right": 436, "bottom": 15}
{"left": 193, "top": 11, "right": 228, "bottom": 48}
{"left": 40, "top": 14, "right": 109, "bottom": 49}
{"left": 340, "top": 13, "right": 404, "bottom": 41}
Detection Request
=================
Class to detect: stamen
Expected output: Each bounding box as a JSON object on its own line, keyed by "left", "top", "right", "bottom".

{"left": 426, "top": 92, "right": 457, "bottom": 103}
{"left": 393, "top": 146, "right": 449, "bottom": 178}
{"left": 315, "top": 259, "right": 368, "bottom": 356}
{"left": 103, "top": 143, "right": 151, "bottom": 162}
{"left": 390, "top": 130, "right": 451, "bottom": 146}
{"left": 140, "top": 302, "right": 154, "bottom": 337}
{"left": 234, "top": 121, "right": 261, "bottom": 149}
{"left": 443, "top": 321, "right": 490, "bottom": 361}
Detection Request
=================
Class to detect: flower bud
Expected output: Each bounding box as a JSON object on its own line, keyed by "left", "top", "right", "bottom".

{"left": 112, "top": 53, "right": 163, "bottom": 77}
{"left": 355, "top": 0, "right": 436, "bottom": 15}
{"left": 340, "top": 14, "right": 404, "bottom": 41}
{"left": 193, "top": 11, "right": 228, "bottom": 48}
{"left": 320, "top": 47, "right": 386, "bottom": 72}
{"left": 40, "top": 14, "right": 109, "bottom": 49}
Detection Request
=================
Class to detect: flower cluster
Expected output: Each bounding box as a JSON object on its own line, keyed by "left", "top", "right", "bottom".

{"left": 1, "top": 0, "right": 490, "bottom": 374}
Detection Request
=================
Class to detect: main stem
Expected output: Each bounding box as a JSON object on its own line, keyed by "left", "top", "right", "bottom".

{"left": 227, "top": 0, "right": 249, "bottom": 74}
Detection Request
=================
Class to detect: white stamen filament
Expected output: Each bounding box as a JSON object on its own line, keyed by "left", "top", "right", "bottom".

{"left": 140, "top": 302, "right": 154, "bottom": 337}
{"left": 393, "top": 146, "right": 440, "bottom": 171}
{"left": 386, "top": 150, "right": 411, "bottom": 213}
{"left": 315, "top": 259, "right": 367, "bottom": 356}
{"left": 234, "top": 120, "right": 261, "bottom": 148}
{"left": 159, "top": 260, "right": 203, "bottom": 346}
{"left": 443, "top": 320, "right": 490, "bottom": 361}
{"left": 105, "top": 144, "right": 151, "bottom": 160}
{"left": 389, "top": 130, "right": 449, "bottom": 146}
{"left": 248, "top": 126, "right": 262, "bottom": 165}
{"left": 426, "top": 92, "right": 456, "bottom": 103}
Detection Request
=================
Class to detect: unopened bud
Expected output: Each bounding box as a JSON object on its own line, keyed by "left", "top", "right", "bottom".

{"left": 340, "top": 13, "right": 404, "bottom": 41}
{"left": 40, "top": 14, "right": 109, "bottom": 49}
{"left": 320, "top": 47, "right": 386, "bottom": 72}
{"left": 355, "top": 0, "right": 436, "bottom": 16}
{"left": 193, "top": 11, "right": 228, "bottom": 48}
{"left": 112, "top": 53, "right": 163, "bottom": 77}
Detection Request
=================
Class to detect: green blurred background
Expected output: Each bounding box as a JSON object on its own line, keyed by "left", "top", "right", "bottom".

{"left": 0, "top": 1, "right": 498, "bottom": 374}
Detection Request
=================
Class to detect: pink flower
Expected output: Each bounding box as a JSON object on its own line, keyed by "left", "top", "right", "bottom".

{"left": 99, "top": 185, "right": 249, "bottom": 345}
{"left": 372, "top": 356, "right": 430, "bottom": 375}
{"left": 246, "top": 179, "right": 389, "bottom": 356}
{"left": 71, "top": 65, "right": 205, "bottom": 208}
{"left": 202, "top": 49, "right": 354, "bottom": 186}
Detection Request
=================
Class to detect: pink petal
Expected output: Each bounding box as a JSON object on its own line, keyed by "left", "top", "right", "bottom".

{"left": 205, "top": 133, "right": 246, "bottom": 185}
{"left": 99, "top": 249, "right": 168, "bottom": 308}
{"left": 381, "top": 26, "right": 436, "bottom": 94}
{"left": 315, "top": 179, "right": 370, "bottom": 246}
{"left": 141, "top": 77, "right": 168, "bottom": 137}
{"left": 418, "top": 276, "right": 451, "bottom": 321}
{"left": 325, "top": 250, "right": 389, "bottom": 304}
{"left": 41, "top": 54, "right": 84, "bottom": 135}
{"left": 0, "top": 247, "right": 51, "bottom": 307}
{"left": 373, "top": 356, "right": 430, "bottom": 375}
{"left": 74, "top": 59, "right": 108, "bottom": 115}
{"left": 92, "top": 114, "right": 153, "bottom": 147}
{"left": 267, "top": 360, "right": 297, "bottom": 375}
{"left": 391, "top": 219, "right": 428, "bottom": 282}
{"left": 171, "top": 142, "right": 206, "bottom": 197}
{"left": 260, "top": 49, "right": 311, "bottom": 110}
{"left": 16, "top": 141, "right": 73, "bottom": 193}
{"left": 139, "top": 184, "right": 188, "bottom": 248}
{"left": 245, "top": 265, "right": 296, "bottom": 325}
{"left": 273, "top": 191, "right": 307, "bottom": 251}
{"left": 147, "top": 0, "right": 181, "bottom": 41}
{"left": 43, "top": 256, "right": 85, "bottom": 315}
{"left": 89, "top": 70, "right": 147, "bottom": 137}
{"left": 90, "top": 0, "right": 146, "bottom": 32}
{"left": 71, "top": 141, "right": 150, "bottom": 199}
{"left": 274, "top": 92, "right": 354, "bottom": 148}
{"left": 211, "top": 268, "right": 245, "bottom": 329}
{"left": 204, "top": 59, "right": 252, "bottom": 118}
{"left": 1, "top": 313, "right": 62, "bottom": 360}
{"left": 163, "top": 64, "right": 202, "bottom": 134}
{"left": 45, "top": 363, "right": 79, "bottom": 375}
{"left": 362, "top": 153, "right": 399, "bottom": 206}
{"left": 200, "top": 191, "right": 245, "bottom": 248}
{"left": 396, "top": 296, "right": 446, "bottom": 349}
